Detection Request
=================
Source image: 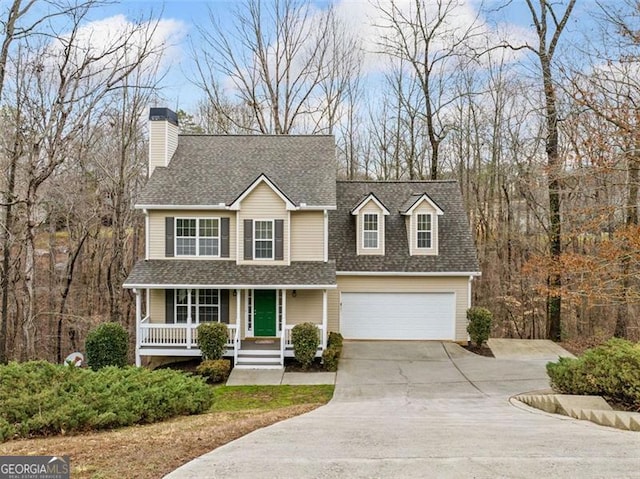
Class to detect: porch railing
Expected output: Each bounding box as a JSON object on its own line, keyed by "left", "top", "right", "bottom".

{"left": 139, "top": 319, "right": 237, "bottom": 349}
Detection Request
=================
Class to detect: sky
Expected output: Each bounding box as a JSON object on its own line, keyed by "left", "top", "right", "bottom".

{"left": 10, "top": 0, "right": 606, "bottom": 111}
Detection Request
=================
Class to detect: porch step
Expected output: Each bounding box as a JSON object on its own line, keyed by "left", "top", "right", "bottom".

{"left": 236, "top": 349, "right": 282, "bottom": 368}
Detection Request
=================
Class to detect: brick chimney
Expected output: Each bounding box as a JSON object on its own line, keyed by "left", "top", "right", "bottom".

{"left": 148, "top": 107, "right": 179, "bottom": 177}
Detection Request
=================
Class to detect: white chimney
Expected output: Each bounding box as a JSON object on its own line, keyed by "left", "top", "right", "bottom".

{"left": 148, "top": 107, "right": 179, "bottom": 177}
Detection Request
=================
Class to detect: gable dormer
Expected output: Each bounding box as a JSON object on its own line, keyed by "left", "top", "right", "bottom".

{"left": 351, "top": 193, "right": 390, "bottom": 256}
{"left": 401, "top": 193, "right": 444, "bottom": 256}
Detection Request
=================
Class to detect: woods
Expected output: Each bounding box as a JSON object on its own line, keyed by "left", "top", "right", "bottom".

{"left": 1, "top": 0, "right": 639, "bottom": 363}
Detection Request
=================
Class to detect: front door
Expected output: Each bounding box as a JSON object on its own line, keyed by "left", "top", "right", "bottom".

{"left": 254, "top": 289, "right": 276, "bottom": 336}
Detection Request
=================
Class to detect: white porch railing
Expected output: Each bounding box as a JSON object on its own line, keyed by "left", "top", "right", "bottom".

{"left": 139, "top": 318, "right": 237, "bottom": 349}
{"left": 233, "top": 324, "right": 240, "bottom": 365}
{"left": 284, "top": 324, "right": 324, "bottom": 350}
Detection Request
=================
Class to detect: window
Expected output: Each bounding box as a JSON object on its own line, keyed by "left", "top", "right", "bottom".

{"left": 254, "top": 220, "right": 274, "bottom": 259}
{"left": 176, "top": 218, "right": 219, "bottom": 256}
{"left": 417, "top": 213, "right": 432, "bottom": 248}
{"left": 363, "top": 213, "right": 378, "bottom": 249}
{"left": 175, "top": 289, "right": 219, "bottom": 324}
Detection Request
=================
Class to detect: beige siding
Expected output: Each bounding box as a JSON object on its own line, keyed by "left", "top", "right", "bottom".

{"left": 285, "top": 289, "right": 322, "bottom": 325}
{"left": 237, "top": 182, "right": 289, "bottom": 265}
{"left": 356, "top": 201, "right": 385, "bottom": 255}
{"left": 290, "top": 211, "right": 324, "bottom": 261}
{"left": 409, "top": 202, "right": 439, "bottom": 256}
{"left": 329, "top": 275, "right": 470, "bottom": 342}
{"left": 148, "top": 121, "right": 166, "bottom": 177}
{"left": 148, "top": 210, "right": 236, "bottom": 260}
{"left": 149, "top": 289, "right": 166, "bottom": 324}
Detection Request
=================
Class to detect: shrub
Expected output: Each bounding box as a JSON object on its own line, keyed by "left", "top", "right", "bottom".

{"left": 322, "top": 332, "right": 344, "bottom": 372}
{"left": 291, "top": 322, "right": 320, "bottom": 370}
{"left": 0, "top": 361, "right": 213, "bottom": 441}
{"left": 328, "top": 331, "right": 343, "bottom": 349}
{"left": 466, "top": 307, "right": 493, "bottom": 348}
{"left": 198, "top": 322, "right": 229, "bottom": 360}
{"left": 85, "top": 322, "right": 129, "bottom": 370}
{"left": 197, "top": 359, "right": 231, "bottom": 383}
{"left": 546, "top": 338, "right": 640, "bottom": 410}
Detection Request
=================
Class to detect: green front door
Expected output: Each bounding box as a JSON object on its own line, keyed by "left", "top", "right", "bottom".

{"left": 254, "top": 289, "right": 277, "bottom": 336}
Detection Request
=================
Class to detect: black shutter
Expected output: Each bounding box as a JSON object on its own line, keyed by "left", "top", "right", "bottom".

{"left": 244, "top": 219, "right": 253, "bottom": 260}
{"left": 220, "top": 289, "right": 229, "bottom": 324}
{"left": 165, "top": 289, "right": 174, "bottom": 324}
{"left": 220, "top": 217, "right": 230, "bottom": 258}
{"left": 165, "top": 217, "right": 174, "bottom": 257}
{"left": 275, "top": 219, "right": 284, "bottom": 260}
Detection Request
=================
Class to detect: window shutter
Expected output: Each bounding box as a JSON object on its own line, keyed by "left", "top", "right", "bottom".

{"left": 275, "top": 219, "right": 284, "bottom": 260}
{"left": 165, "top": 289, "right": 174, "bottom": 324}
{"left": 165, "top": 217, "right": 174, "bottom": 257}
{"left": 244, "top": 220, "right": 253, "bottom": 260}
{"left": 220, "top": 217, "right": 230, "bottom": 258}
{"left": 220, "top": 289, "right": 230, "bottom": 324}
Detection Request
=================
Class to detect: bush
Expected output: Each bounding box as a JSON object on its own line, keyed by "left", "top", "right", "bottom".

{"left": 547, "top": 338, "right": 640, "bottom": 410}
{"left": 85, "top": 322, "right": 129, "bottom": 370}
{"left": 322, "top": 332, "right": 344, "bottom": 372}
{"left": 328, "top": 331, "right": 343, "bottom": 349}
{"left": 198, "top": 322, "right": 229, "bottom": 360}
{"left": 466, "top": 307, "right": 493, "bottom": 348}
{"left": 197, "top": 359, "right": 231, "bottom": 383}
{"left": 291, "top": 323, "right": 320, "bottom": 370}
{"left": 0, "top": 361, "right": 213, "bottom": 442}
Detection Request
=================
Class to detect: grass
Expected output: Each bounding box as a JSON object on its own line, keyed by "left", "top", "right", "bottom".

{"left": 0, "top": 384, "right": 334, "bottom": 479}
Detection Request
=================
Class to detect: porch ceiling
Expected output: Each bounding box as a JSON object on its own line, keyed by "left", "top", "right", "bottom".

{"left": 124, "top": 259, "right": 336, "bottom": 289}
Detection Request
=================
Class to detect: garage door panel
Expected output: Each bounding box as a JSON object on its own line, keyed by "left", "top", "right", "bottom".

{"left": 341, "top": 292, "right": 455, "bottom": 340}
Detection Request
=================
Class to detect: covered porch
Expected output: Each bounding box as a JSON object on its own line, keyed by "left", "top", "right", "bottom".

{"left": 124, "top": 260, "right": 336, "bottom": 368}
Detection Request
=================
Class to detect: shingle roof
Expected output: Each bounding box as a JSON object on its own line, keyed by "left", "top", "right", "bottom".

{"left": 330, "top": 181, "right": 480, "bottom": 273}
{"left": 124, "top": 260, "right": 336, "bottom": 288}
{"left": 137, "top": 135, "right": 336, "bottom": 207}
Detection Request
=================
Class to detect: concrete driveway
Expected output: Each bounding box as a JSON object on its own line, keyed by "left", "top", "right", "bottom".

{"left": 166, "top": 341, "right": 640, "bottom": 479}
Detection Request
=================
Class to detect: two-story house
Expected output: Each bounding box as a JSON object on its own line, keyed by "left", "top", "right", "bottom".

{"left": 124, "top": 108, "right": 480, "bottom": 368}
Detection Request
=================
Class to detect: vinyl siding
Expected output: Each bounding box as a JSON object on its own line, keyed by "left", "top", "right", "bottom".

{"left": 356, "top": 201, "right": 385, "bottom": 255}
{"left": 329, "top": 275, "right": 470, "bottom": 342}
{"left": 148, "top": 288, "right": 238, "bottom": 325}
{"left": 409, "top": 202, "right": 439, "bottom": 256}
{"left": 148, "top": 210, "right": 236, "bottom": 260}
{"left": 290, "top": 211, "right": 324, "bottom": 261}
{"left": 237, "top": 182, "right": 289, "bottom": 265}
{"left": 148, "top": 121, "right": 178, "bottom": 177}
{"left": 285, "top": 289, "right": 322, "bottom": 325}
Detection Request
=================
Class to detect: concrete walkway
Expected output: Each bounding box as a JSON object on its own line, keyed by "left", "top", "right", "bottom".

{"left": 167, "top": 341, "right": 640, "bottom": 479}
{"left": 226, "top": 368, "right": 336, "bottom": 386}
{"left": 488, "top": 338, "right": 575, "bottom": 360}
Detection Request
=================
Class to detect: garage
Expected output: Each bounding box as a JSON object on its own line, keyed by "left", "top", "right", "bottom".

{"left": 340, "top": 292, "right": 456, "bottom": 340}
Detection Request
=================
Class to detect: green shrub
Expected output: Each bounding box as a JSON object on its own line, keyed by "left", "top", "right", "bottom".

{"left": 466, "top": 307, "right": 493, "bottom": 348}
{"left": 328, "top": 331, "right": 343, "bottom": 349}
{"left": 0, "top": 361, "right": 213, "bottom": 442}
{"left": 85, "top": 322, "right": 129, "bottom": 370}
{"left": 291, "top": 323, "right": 320, "bottom": 370}
{"left": 546, "top": 338, "right": 640, "bottom": 410}
{"left": 197, "top": 359, "right": 231, "bottom": 383}
{"left": 198, "top": 322, "right": 229, "bottom": 360}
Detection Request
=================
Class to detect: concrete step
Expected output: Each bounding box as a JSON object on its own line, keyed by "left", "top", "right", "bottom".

{"left": 236, "top": 355, "right": 281, "bottom": 364}
{"left": 238, "top": 349, "right": 281, "bottom": 356}
{"left": 234, "top": 363, "right": 283, "bottom": 370}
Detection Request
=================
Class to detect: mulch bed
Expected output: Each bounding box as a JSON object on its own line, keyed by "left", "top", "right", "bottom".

{"left": 284, "top": 357, "right": 326, "bottom": 372}
{"left": 462, "top": 344, "right": 495, "bottom": 357}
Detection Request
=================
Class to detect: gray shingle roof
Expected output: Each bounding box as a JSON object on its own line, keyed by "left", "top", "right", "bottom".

{"left": 330, "top": 181, "right": 480, "bottom": 273}
{"left": 137, "top": 135, "right": 336, "bottom": 207}
{"left": 124, "top": 260, "right": 336, "bottom": 288}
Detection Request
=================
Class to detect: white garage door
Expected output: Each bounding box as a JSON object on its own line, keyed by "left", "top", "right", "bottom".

{"left": 341, "top": 292, "right": 456, "bottom": 340}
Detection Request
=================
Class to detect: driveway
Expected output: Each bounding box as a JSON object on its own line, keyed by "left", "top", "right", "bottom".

{"left": 166, "top": 341, "right": 640, "bottom": 479}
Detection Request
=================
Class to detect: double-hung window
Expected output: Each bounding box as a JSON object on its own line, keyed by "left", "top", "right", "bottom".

{"left": 176, "top": 218, "right": 219, "bottom": 256}
{"left": 254, "top": 220, "right": 274, "bottom": 259}
{"left": 175, "top": 289, "right": 219, "bottom": 323}
{"left": 363, "top": 213, "right": 378, "bottom": 249}
{"left": 417, "top": 213, "right": 432, "bottom": 248}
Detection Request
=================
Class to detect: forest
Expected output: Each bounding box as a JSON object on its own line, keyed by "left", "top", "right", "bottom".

{"left": 1, "top": 0, "right": 639, "bottom": 363}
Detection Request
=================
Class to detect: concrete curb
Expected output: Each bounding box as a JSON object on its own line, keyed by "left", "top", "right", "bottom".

{"left": 515, "top": 393, "right": 640, "bottom": 431}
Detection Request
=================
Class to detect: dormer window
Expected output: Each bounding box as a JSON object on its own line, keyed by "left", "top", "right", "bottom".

{"left": 417, "top": 214, "right": 432, "bottom": 248}
{"left": 363, "top": 213, "right": 379, "bottom": 248}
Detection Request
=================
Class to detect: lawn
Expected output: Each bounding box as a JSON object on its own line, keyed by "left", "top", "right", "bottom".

{"left": 0, "top": 384, "right": 334, "bottom": 479}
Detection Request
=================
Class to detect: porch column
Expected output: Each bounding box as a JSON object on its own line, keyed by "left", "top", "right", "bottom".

{"left": 322, "top": 289, "right": 328, "bottom": 350}
{"left": 134, "top": 288, "right": 142, "bottom": 367}
{"left": 282, "top": 288, "right": 287, "bottom": 334}
{"left": 236, "top": 288, "right": 241, "bottom": 334}
{"left": 186, "top": 288, "right": 192, "bottom": 349}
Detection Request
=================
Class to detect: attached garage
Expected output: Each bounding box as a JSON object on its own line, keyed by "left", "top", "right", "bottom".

{"left": 340, "top": 292, "right": 456, "bottom": 340}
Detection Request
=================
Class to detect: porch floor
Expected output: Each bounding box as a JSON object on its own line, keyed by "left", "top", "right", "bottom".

{"left": 241, "top": 339, "right": 281, "bottom": 350}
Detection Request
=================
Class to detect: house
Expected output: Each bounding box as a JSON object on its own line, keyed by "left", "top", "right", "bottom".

{"left": 123, "top": 108, "right": 481, "bottom": 368}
